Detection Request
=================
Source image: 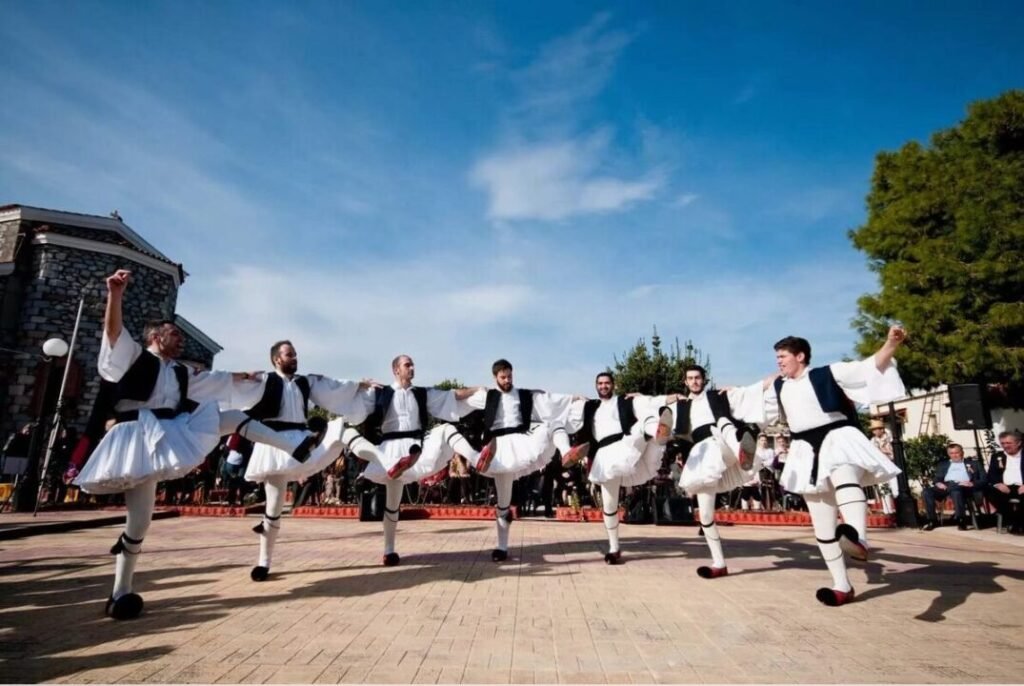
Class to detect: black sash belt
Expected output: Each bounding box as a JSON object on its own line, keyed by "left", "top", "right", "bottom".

{"left": 791, "top": 419, "right": 858, "bottom": 485}
{"left": 263, "top": 420, "right": 307, "bottom": 432}
{"left": 115, "top": 407, "right": 189, "bottom": 423}
{"left": 488, "top": 425, "right": 528, "bottom": 439}
{"left": 692, "top": 424, "right": 715, "bottom": 444}
{"left": 381, "top": 430, "right": 425, "bottom": 441}
{"left": 594, "top": 432, "right": 625, "bottom": 454}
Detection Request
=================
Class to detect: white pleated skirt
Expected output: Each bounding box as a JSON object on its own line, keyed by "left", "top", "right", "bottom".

{"left": 481, "top": 423, "right": 555, "bottom": 478}
{"left": 364, "top": 425, "right": 458, "bottom": 485}
{"left": 245, "top": 419, "right": 347, "bottom": 483}
{"left": 679, "top": 431, "right": 748, "bottom": 495}
{"left": 588, "top": 422, "right": 665, "bottom": 487}
{"left": 779, "top": 425, "right": 902, "bottom": 494}
{"left": 75, "top": 403, "right": 221, "bottom": 494}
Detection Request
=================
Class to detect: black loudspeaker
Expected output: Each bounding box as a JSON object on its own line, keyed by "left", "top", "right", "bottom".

{"left": 948, "top": 384, "right": 992, "bottom": 430}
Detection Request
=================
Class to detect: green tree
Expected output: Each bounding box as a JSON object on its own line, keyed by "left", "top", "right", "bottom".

{"left": 850, "top": 90, "right": 1024, "bottom": 389}
{"left": 901, "top": 434, "right": 950, "bottom": 484}
{"left": 611, "top": 327, "right": 711, "bottom": 395}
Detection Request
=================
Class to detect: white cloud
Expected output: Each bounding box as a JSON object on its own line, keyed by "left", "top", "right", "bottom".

{"left": 470, "top": 134, "right": 662, "bottom": 221}
{"left": 470, "top": 14, "right": 666, "bottom": 223}
{"left": 179, "top": 246, "right": 877, "bottom": 395}
{"left": 511, "top": 12, "right": 635, "bottom": 120}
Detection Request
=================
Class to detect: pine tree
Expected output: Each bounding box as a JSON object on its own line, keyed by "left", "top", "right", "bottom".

{"left": 611, "top": 327, "right": 712, "bottom": 395}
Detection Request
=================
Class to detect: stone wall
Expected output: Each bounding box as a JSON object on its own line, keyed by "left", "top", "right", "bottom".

{"left": 1, "top": 234, "right": 179, "bottom": 438}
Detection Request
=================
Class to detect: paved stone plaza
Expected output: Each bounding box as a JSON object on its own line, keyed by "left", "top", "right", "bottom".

{"left": 1, "top": 514, "right": 1022, "bottom": 684}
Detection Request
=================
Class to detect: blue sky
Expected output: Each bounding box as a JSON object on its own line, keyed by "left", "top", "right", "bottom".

{"left": 2, "top": 1, "right": 1022, "bottom": 393}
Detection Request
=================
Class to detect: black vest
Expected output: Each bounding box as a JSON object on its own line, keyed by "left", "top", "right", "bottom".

{"left": 483, "top": 388, "right": 533, "bottom": 439}
{"left": 673, "top": 389, "right": 732, "bottom": 437}
{"left": 246, "top": 373, "right": 311, "bottom": 421}
{"left": 579, "top": 396, "right": 637, "bottom": 453}
{"left": 364, "top": 386, "right": 429, "bottom": 439}
{"left": 773, "top": 366, "right": 858, "bottom": 428}
{"left": 115, "top": 350, "right": 196, "bottom": 413}
{"left": 774, "top": 367, "right": 859, "bottom": 484}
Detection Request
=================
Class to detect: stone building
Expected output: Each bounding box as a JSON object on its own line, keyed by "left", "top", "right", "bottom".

{"left": 0, "top": 204, "right": 222, "bottom": 443}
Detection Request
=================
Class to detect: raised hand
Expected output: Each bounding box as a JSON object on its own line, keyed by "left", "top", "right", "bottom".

{"left": 106, "top": 269, "right": 132, "bottom": 295}
{"left": 888, "top": 324, "right": 907, "bottom": 345}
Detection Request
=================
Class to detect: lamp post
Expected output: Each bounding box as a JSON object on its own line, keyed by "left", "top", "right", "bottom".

{"left": 12, "top": 337, "right": 69, "bottom": 512}
{"left": 887, "top": 400, "right": 919, "bottom": 527}
{"left": 34, "top": 294, "right": 88, "bottom": 515}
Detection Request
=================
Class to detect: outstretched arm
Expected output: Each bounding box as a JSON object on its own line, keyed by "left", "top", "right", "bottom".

{"left": 874, "top": 325, "right": 907, "bottom": 372}
{"left": 454, "top": 385, "right": 486, "bottom": 401}
{"left": 104, "top": 269, "right": 131, "bottom": 345}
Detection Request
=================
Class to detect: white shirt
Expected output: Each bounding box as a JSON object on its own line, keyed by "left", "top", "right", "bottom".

{"left": 592, "top": 398, "right": 624, "bottom": 441}
{"left": 767, "top": 355, "right": 906, "bottom": 433}
{"left": 687, "top": 390, "right": 717, "bottom": 430}
{"left": 464, "top": 387, "right": 574, "bottom": 429}
{"left": 944, "top": 461, "right": 970, "bottom": 483}
{"left": 1005, "top": 453, "right": 1022, "bottom": 486}
{"left": 367, "top": 384, "right": 463, "bottom": 433}
{"left": 650, "top": 380, "right": 765, "bottom": 436}
{"left": 100, "top": 331, "right": 233, "bottom": 411}
{"left": 230, "top": 371, "right": 367, "bottom": 423}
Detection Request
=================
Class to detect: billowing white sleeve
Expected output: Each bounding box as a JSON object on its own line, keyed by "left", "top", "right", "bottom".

{"left": 763, "top": 386, "right": 781, "bottom": 425}
{"left": 532, "top": 391, "right": 575, "bottom": 423}
{"left": 98, "top": 331, "right": 142, "bottom": 382}
{"left": 426, "top": 389, "right": 467, "bottom": 422}
{"left": 563, "top": 398, "right": 587, "bottom": 434}
{"left": 311, "top": 377, "right": 374, "bottom": 423}
{"left": 226, "top": 374, "right": 268, "bottom": 410}
{"left": 632, "top": 394, "right": 668, "bottom": 419}
{"left": 186, "top": 369, "right": 235, "bottom": 403}
{"left": 459, "top": 388, "right": 488, "bottom": 415}
{"left": 726, "top": 380, "right": 768, "bottom": 424}
{"left": 830, "top": 355, "right": 907, "bottom": 405}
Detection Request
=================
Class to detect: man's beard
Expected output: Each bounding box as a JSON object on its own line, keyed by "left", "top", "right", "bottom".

{"left": 158, "top": 338, "right": 182, "bottom": 358}
{"left": 497, "top": 381, "right": 512, "bottom": 392}
{"left": 597, "top": 389, "right": 613, "bottom": 399}
{"left": 280, "top": 361, "right": 298, "bottom": 375}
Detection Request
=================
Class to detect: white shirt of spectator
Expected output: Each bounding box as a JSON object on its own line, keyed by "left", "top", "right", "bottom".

{"left": 945, "top": 461, "right": 970, "bottom": 483}
{"left": 1005, "top": 452, "right": 1022, "bottom": 486}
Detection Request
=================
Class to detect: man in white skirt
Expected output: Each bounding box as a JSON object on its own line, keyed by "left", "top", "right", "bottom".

{"left": 357, "top": 354, "right": 486, "bottom": 566}
{"left": 230, "top": 340, "right": 384, "bottom": 582}
{"left": 560, "top": 372, "right": 672, "bottom": 564}
{"left": 648, "top": 365, "right": 767, "bottom": 579}
{"left": 462, "top": 359, "right": 576, "bottom": 562}
{"left": 75, "top": 270, "right": 344, "bottom": 620}
{"left": 767, "top": 325, "right": 907, "bottom": 607}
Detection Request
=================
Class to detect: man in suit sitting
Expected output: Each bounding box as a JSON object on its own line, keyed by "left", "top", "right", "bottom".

{"left": 986, "top": 430, "right": 1024, "bottom": 534}
{"left": 921, "top": 443, "right": 985, "bottom": 531}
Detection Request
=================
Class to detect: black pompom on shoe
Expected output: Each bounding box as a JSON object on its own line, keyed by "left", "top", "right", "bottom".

{"left": 251, "top": 565, "right": 270, "bottom": 582}
{"left": 491, "top": 549, "right": 508, "bottom": 562}
{"left": 815, "top": 586, "right": 856, "bottom": 606}
{"left": 105, "top": 593, "right": 144, "bottom": 620}
{"left": 383, "top": 552, "right": 400, "bottom": 567}
{"left": 604, "top": 551, "right": 622, "bottom": 565}
{"left": 836, "top": 523, "right": 869, "bottom": 562}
